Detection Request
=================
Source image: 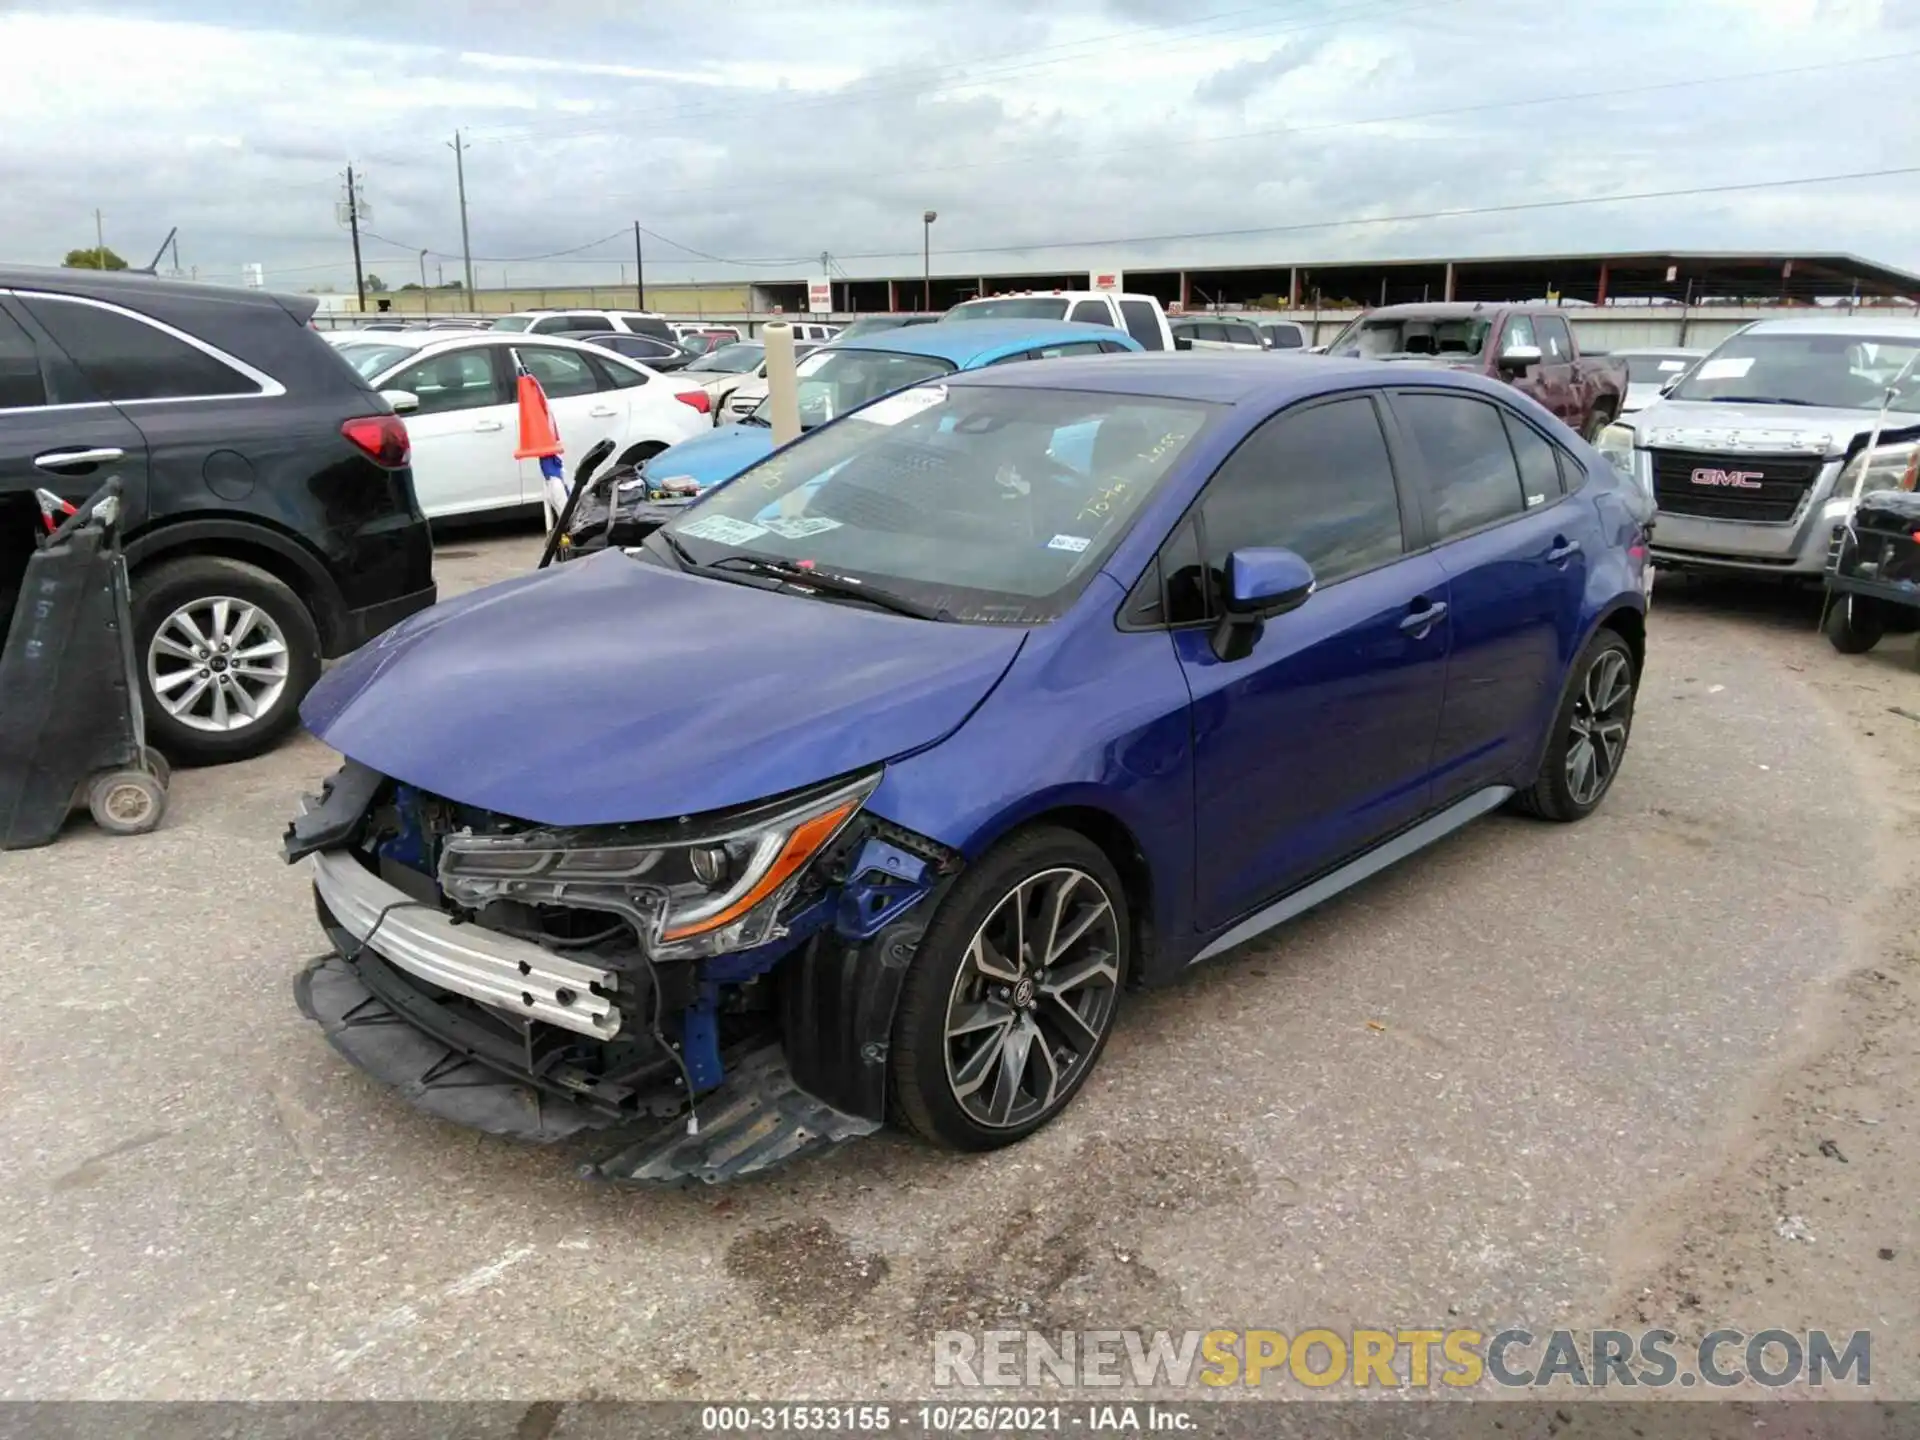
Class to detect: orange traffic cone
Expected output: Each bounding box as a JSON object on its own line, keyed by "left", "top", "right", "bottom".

{"left": 514, "top": 371, "right": 563, "bottom": 462}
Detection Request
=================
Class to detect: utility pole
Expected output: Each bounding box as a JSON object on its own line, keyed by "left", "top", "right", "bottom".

{"left": 922, "top": 211, "right": 937, "bottom": 311}
{"left": 418, "top": 249, "right": 429, "bottom": 314}
{"left": 449, "top": 131, "right": 475, "bottom": 309}
{"left": 633, "top": 221, "right": 645, "bottom": 309}
{"left": 343, "top": 166, "right": 366, "bottom": 312}
{"left": 94, "top": 209, "right": 105, "bottom": 268}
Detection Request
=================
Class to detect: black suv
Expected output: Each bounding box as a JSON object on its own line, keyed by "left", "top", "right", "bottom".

{"left": 0, "top": 268, "right": 435, "bottom": 764}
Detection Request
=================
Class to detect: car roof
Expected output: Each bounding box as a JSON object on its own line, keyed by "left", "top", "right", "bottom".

{"left": 1348, "top": 302, "right": 1516, "bottom": 320}
{"left": 1740, "top": 315, "right": 1920, "bottom": 338}
{"left": 943, "top": 351, "right": 1512, "bottom": 405}
{"left": 840, "top": 318, "right": 1134, "bottom": 365}
{"left": 1610, "top": 346, "right": 1706, "bottom": 357}
{"left": 0, "top": 264, "right": 317, "bottom": 321}
{"left": 357, "top": 331, "right": 654, "bottom": 373}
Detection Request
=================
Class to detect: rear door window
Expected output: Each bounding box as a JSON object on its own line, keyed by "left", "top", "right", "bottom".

{"left": 515, "top": 345, "right": 599, "bottom": 398}
{"left": 20, "top": 295, "right": 260, "bottom": 402}
{"left": 1117, "top": 298, "right": 1166, "bottom": 351}
{"left": 1068, "top": 300, "right": 1111, "bottom": 325}
{"left": 1225, "top": 323, "right": 1261, "bottom": 347}
{"left": 1395, "top": 391, "right": 1528, "bottom": 539}
{"left": 0, "top": 307, "right": 47, "bottom": 408}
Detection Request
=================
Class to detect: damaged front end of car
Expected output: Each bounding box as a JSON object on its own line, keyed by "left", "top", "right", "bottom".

{"left": 285, "top": 759, "right": 960, "bottom": 1183}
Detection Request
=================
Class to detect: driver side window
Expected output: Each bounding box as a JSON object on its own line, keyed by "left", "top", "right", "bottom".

{"left": 390, "top": 350, "right": 509, "bottom": 415}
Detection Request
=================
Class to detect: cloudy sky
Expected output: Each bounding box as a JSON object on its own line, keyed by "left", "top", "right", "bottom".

{"left": 4, "top": 0, "right": 1920, "bottom": 292}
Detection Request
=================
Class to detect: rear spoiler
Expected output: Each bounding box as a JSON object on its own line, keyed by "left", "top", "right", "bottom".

{"left": 270, "top": 292, "right": 321, "bottom": 326}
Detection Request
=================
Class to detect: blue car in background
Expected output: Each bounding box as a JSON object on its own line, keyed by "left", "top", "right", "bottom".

{"left": 287, "top": 355, "right": 1650, "bottom": 1180}
{"left": 638, "top": 318, "right": 1143, "bottom": 494}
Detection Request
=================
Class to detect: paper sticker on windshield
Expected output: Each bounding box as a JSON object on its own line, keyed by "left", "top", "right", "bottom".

{"left": 1658, "top": 360, "right": 1689, "bottom": 372}
{"left": 855, "top": 385, "right": 948, "bottom": 427}
{"left": 1695, "top": 357, "right": 1754, "bottom": 381}
{"left": 1047, "top": 534, "right": 1092, "bottom": 553}
{"left": 678, "top": 514, "right": 769, "bottom": 545}
{"left": 761, "top": 516, "right": 842, "bottom": 539}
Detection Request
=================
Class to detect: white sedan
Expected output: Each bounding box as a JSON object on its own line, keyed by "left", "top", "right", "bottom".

{"left": 329, "top": 332, "right": 712, "bottom": 519}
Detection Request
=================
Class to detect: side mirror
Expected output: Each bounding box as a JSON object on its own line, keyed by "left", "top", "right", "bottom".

{"left": 380, "top": 388, "right": 420, "bottom": 415}
{"left": 1497, "top": 344, "right": 1542, "bottom": 376}
{"left": 1211, "top": 547, "right": 1315, "bottom": 662}
{"left": 1173, "top": 335, "right": 1195, "bottom": 352}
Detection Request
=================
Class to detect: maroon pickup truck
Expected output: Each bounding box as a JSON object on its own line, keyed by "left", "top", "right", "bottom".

{"left": 1323, "top": 303, "right": 1628, "bottom": 441}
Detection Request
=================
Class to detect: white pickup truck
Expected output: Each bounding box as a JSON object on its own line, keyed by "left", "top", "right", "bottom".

{"left": 944, "top": 290, "right": 1174, "bottom": 351}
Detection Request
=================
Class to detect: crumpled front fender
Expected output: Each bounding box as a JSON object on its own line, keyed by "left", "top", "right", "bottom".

{"left": 780, "top": 830, "right": 961, "bottom": 1122}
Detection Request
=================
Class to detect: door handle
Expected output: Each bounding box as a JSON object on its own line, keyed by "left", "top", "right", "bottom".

{"left": 1399, "top": 600, "right": 1448, "bottom": 635}
{"left": 473, "top": 419, "right": 505, "bottom": 432}
{"left": 34, "top": 447, "right": 125, "bottom": 471}
{"left": 1546, "top": 537, "right": 1582, "bottom": 563}
{"left": 589, "top": 405, "right": 618, "bottom": 418}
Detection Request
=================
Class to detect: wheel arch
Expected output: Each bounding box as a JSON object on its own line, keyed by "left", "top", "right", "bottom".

{"left": 963, "top": 797, "right": 1161, "bottom": 989}
{"left": 125, "top": 519, "right": 344, "bottom": 651}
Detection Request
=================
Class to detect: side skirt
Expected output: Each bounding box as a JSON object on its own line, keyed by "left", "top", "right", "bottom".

{"left": 1189, "top": 784, "right": 1514, "bottom": 966}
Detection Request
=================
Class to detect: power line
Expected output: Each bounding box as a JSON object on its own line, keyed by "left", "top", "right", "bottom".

{"left": 598, "top": 45, "right": 1920, "bottom": 205}
{"left": 460, "top": 0, "right": 1457, "bottom": 149}
{"left": 824, "top": 165, "right": 1920, "bottom": 263}
{"left": 356, "top": 224, "right": 811, "bottom": 270}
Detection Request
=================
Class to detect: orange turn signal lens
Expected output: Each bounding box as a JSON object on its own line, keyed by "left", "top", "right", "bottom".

{"left": 660, "top": 799, "right": 859, "bottom": 941}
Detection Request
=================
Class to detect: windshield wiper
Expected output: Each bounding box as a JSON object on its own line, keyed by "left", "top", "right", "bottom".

{"left": 706, "top": 554, "right": 948, "bottom": 621}
{"left": 1698, "top": 395, "right": 1820, "bottom": 406}
{"left": 652, "top": 529, "right": 696, "bottom": 569}
{"left": 739, "top": 413, "right": 771, "bottom": 427}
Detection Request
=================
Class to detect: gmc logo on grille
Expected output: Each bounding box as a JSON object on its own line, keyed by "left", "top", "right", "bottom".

{"left": 1690, "top": 467, "right": 1766, "bottom": 489}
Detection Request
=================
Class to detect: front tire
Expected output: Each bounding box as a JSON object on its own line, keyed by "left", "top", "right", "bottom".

{"left": 133, "top": 556, "right": 321, "bottom": 766}
{"left": 1824, "top": 593, "right": 1887, "bottom": 653}
{"left": 1512, "top": 629, "right": 1638, "bottom": 822}
{"left": 889, "top": 828, "right": 1129, "bottom": 1151}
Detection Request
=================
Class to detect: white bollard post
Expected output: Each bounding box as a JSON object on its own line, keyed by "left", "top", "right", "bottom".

{"left": 763, "top": 322, "right": 800, "bottom": 446}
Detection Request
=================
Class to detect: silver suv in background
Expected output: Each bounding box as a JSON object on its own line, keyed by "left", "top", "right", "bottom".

{"left": 1170, "top": 315, "right": 1264, "bottom": 351}
{"left": 1596, "top": 318, "right": 1920, "bottom": 576}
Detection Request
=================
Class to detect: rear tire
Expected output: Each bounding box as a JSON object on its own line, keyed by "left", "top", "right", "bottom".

{"left": 1825, "top": 593, "right": 1887, "bottom": 653}
{"left": 1512, "top": 629, "right": 1638, "bottom": 823}
{"left": 132, "top": 556, "right": 321, "bottom": 767}
{"left": 889, "top": 827, "right": 1129, "bottom": 1151}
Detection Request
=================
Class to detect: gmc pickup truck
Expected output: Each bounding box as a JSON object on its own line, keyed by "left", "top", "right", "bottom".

{"left": 1324, "top": 303, "right": 1628, "bottom": 441}
{"left": 1593, "top": 316, "right": 1920, "bottom": 577}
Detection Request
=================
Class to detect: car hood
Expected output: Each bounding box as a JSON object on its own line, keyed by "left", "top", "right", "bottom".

{"left": 301, "top": 551, "right": 1027, "bottom": 826}
{"left": 648, "top": 423, "right": 776, "bottom": 490}
{"left": 1627, "top": 400, "right": 1920, "bottom": 456}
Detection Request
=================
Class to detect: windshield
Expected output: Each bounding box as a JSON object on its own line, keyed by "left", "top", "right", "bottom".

{"left": 337, "top": 342, "right": 415, "bottom": 379}
{"left": 946, "top": 298, "right": 1070, "bottom": 322}
{"left": 1671, "top": 333, "right": 1920, "bottom": 411}
{"left": 686, "top": 344, "right": 764, "bottom": 374}
{"left": 663, "top": 383, "right": 1212, "bottom": 623}
{"left": 748, "top": 348, "right": 956, "bottom": 428}
{"left": 1624, "top": 354, "right": 1697, "bottom": 384}
{"left": 489, "top": 316, "right": 534, "bottom": 332}
{"left": 1327, "top": 315, "right": 1491, "bottom": 359}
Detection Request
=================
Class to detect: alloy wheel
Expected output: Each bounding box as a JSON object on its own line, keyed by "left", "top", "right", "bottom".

{"left": 146, "top": 595, "right": 291, "bottom": 733}
{"left": 1565, "top": 648, "right": 1633, "bottom": 806}
{"left": 943, "top": 866, "right": 1120, "bottom": 1130}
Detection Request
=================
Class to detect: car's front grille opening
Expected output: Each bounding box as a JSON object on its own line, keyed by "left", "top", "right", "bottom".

{"left": 1650, "top": 449, "right": 1823, "bottom": 523}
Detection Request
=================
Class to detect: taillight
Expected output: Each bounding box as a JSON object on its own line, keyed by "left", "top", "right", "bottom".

{"left": 676, "top": 389, "right": 712, "bottom": 414}
{"left": 342, "top": 414, "right": 411, "bottom": 468}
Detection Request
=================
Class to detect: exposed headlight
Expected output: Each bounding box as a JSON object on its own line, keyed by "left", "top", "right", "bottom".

{"left": 1596, "top": 422, "right": 1638, "bottom": 473}
{"left": 437, "top": 771, "right": 878, "bottom": 960}
{"left": 1837, "top": 440, "right": 1920, "bottom": 498}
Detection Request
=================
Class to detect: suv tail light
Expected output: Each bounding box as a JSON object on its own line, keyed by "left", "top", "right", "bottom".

{"left": 342, "top": 414, "right": 411, "bottom": 468}
{"left": 676, "top": 389, "right": 711, "bottom": 414}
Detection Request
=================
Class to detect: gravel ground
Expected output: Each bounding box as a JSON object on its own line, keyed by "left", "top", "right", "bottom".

{"left": 0, "top": 534, "right": 1912, "bottom": 1403}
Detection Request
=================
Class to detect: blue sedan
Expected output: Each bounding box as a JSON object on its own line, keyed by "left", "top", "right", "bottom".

{"left": 638, "top": 318, "right": 1143, "bottom": 494}
{"left": 292, "top": 353, "right": 1650, "bottom": 1173}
